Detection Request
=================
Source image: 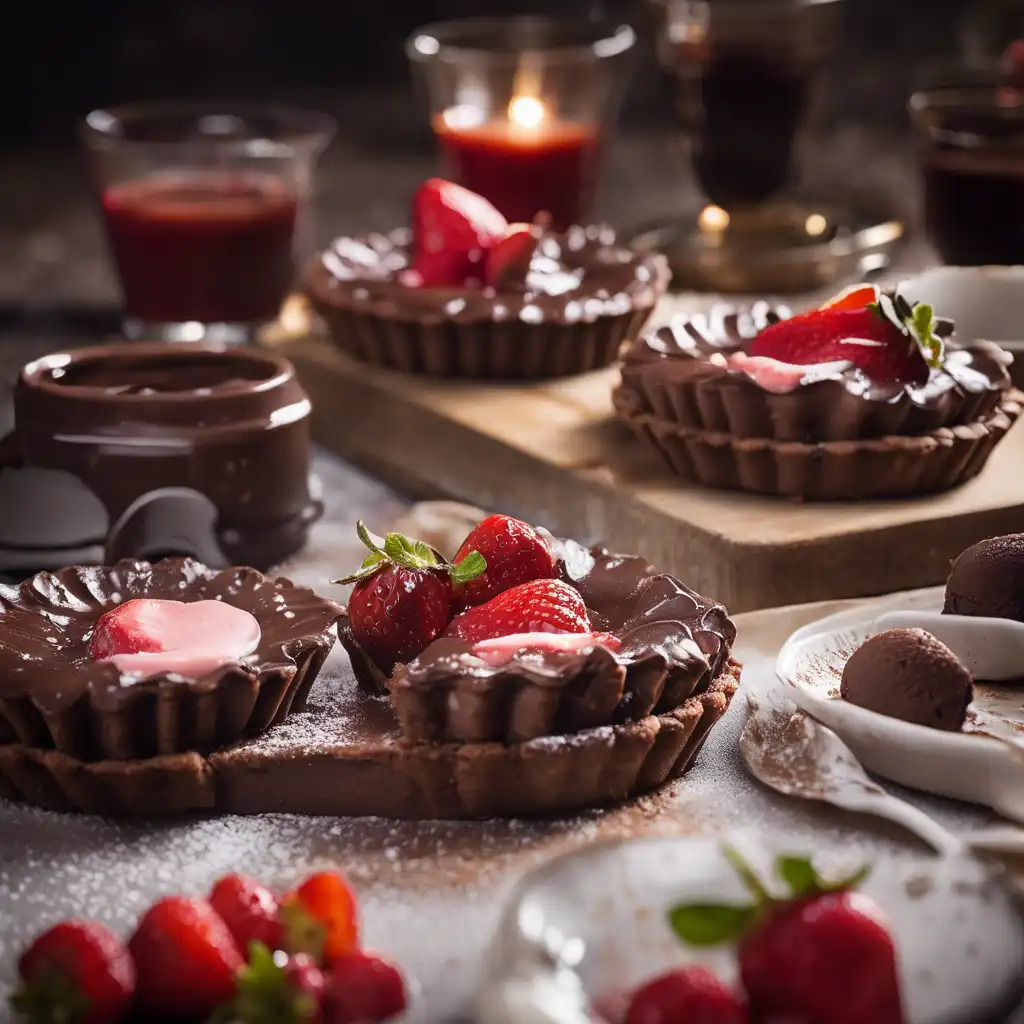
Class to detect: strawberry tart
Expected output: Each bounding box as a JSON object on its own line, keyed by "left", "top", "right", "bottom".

{"left": 0, "top": 559, "right": 341, "bottom": 761}
{"left": 304, "top": 178, "right": 669, "bottom": 379}
{"left": 337, "top": 513, "right": 738, "bottom": 765}
{"left": 614, "top": 284, "right": 1022, "bottom": 500}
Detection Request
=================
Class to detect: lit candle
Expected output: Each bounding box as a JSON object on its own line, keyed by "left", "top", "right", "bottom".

{"left": 432, "top": 72, "right": 602, "bottom": 230}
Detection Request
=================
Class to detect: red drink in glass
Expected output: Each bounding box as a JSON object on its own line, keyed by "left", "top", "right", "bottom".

{"left": 101, "top": 172, "right": 298, "bottom": 325}
{"left": 434, "top": 117, "right": 601, "bottom": 230}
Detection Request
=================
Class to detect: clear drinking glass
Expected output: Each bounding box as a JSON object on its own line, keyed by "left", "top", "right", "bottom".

{"left": 81, "top": 103, "right": 335, "bottom": 344}
{"left": 407, "top": 16, "right": 636, "bottom": 231}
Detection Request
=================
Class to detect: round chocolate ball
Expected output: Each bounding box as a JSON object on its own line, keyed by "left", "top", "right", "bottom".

{"left": 944, "top": 534, "right": 1024, "bottom": 621}
{"left": 840, "top": 627, "right": 973, "bottom": 731}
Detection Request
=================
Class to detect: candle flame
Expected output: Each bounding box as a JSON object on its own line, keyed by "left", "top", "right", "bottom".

{"left": 508, "top": 95, "right": 546, "bottom": 130}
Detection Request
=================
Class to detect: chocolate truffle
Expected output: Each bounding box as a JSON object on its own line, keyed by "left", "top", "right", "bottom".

{"left": 944, "top": 534, "right": 1024, "bottom": 622}
{"left": 840, "top": 627, "right": 973, "bottom": 731}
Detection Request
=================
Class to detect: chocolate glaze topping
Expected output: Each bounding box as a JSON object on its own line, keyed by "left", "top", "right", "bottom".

{"left": 305, "top": 225, "right": 670, "bottom": 326}
{"left": 0, "top": 559, "right": 342, "bottom": 761}
{"left": 617, "top": 304, "right": 1012, "bottom": 442}
{"left": 345, "top": 541, "right": 736, "bottom": 745}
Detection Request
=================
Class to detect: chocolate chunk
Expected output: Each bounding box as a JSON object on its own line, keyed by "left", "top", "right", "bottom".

{"left": 944, "top": 534, "right": 1024, "bottom": 622}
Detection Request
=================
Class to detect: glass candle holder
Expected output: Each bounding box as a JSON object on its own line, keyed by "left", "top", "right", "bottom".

{"left": 81, "top": 103, "right": 335, "bottom": 344}
{"left": 407, "top": 16, "right": 636, "bottom": 231}
{"left": 910, "top": 84, "right": 1024, "bottom": 266}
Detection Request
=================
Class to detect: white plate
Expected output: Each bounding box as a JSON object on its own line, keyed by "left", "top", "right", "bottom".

{"left": 776, "top": 587, "right": 1024, "bottom": 821}
{"left": 476, "top": 833, "right": 1024, "bottom": 1024}
{"left": 898, "top": 265, "right": 1024, "bottom": 353}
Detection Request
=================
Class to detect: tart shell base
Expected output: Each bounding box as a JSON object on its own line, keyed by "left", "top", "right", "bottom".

{"left": 0, "top": 661, "right": 739, "bottom": 819}
{"left": 616, "top": 392, "right": 1023, "bottom": 501}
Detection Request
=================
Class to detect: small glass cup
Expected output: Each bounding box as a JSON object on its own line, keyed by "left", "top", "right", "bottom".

{"left": 910, "top": 84, "right": 1024, "bottom": 266}
{"left": 407, "top": 16, "right": 636, "bottom": 231}
{"left": 81, "top": 103, "right": 335, "bottom": 344}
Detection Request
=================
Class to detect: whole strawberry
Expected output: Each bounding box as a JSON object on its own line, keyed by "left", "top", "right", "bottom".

{"left": 230, "top": 943, "right": 325, "bottom": 1024}
{"left": 334, "top": 522, "right": 485, "bottom": 672}
{"left": 11, "top": 920, "right": 135, "bottom": 1024}
{"left": 210, "top": 873, "right": 283, "bottom": 957}
{"left": 669, "top": 849, "right": 904, "bottom": 1024}
{"left": 281, "top": 870, "right": 360, "bottom": 966}
{"left": 322, "top": 951, "right": 407, "bottom": 1024}
{"left": 749, "top": 291, "right": 944, "bottom": 385}
{"left": 626, "top": 965, "right": 748, "bottom": 1024}
{"left": 129, "top": 895, "right": 243, "bottom": 1019}
{"left": 445, "top": 578, "right": 591, "bottom": 645}
{"left": 451, "top": 514, "right": 558, "bottom": 611}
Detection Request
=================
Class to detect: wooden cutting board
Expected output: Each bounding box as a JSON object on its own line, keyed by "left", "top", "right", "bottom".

{"left": 265, "top": 300, "right": 1024, "bottom": 613}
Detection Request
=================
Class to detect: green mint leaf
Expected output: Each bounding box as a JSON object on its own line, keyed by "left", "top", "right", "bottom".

{"left": 356, "top": 520, "right": 386, "bottom": 557}
{"left": 450, "top": 550, "right": 487, "bottom": 584}
{"left": 776, "top": 855, "right": 819, "bottom": 897}
{"left": 722, "top": 845, "right": 771, "bottom": 903}
{"left": 383, "top": 532, "right": 439, "bottom": 570}
{"left": 668, "top": 902, "right": 757, "bottom": 947}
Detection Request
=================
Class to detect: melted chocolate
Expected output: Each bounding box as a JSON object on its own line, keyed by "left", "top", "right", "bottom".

{"left": 618, "top": 305, "right": 1012, "bottom": 442}
{"left": 0, "top": 344, "right": 322, "bottom": 572}
{"left": 346, "top": 543, "right": 736, "bottom": 745}
{"left": 0, "top": 559, "right": 342, "bottom": 761}
{"left": 304, "top": 225, "right": 669, "bottom": 326}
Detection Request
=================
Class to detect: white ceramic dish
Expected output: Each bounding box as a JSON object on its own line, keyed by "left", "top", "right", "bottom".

{"left": 476, "top": 833, "right": 1024, "bottom": 1024}
{"left": 899, "top": 266, "right": 1024, "bottom": 354}
{"left": 776, "top": 587, "right": 1024, "bottom": 821}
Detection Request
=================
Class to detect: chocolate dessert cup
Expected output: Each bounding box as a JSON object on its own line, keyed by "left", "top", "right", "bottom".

{"left": 0, "top": 659, "right": 740, "bottom": 818}
{"left": 0, "top": 343, "right": 322, "bottom": 573}
{"left": 615, "top": 305, "right": 1022, "bottom": 500}
{"left": 340, "top": 540, "right": 737, "bottom": 746}
{"left": 0, "top": 559, "right": 342, "bottom": 761}
{"left": 305, "top": 226, "right": 669, "bottom": 379}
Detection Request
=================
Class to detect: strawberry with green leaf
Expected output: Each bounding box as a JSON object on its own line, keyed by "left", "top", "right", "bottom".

{"left": 333, "top": 521, "right": 486, "bottom": 672}
{"left": 669, "top": 848, "right": 903, "bottom": 1024}
{"left": 749, "top": 289, "right": 946, "bottom": 385}
{"left": 223, "top": 943, "right": 325, "bottom": 1024}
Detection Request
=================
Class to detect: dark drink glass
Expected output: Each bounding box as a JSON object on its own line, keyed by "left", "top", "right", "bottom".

{"left": 82, "top": 104, "right": 335, "bottom": 344}
{"left": 910, "top": 86, "right": 1024, "bottom": 266}
{"left": 408, "top": 17, "right": 636, "bottom": 231}
{"left": 652, "top": 0, "right": 843, "bottom": 210}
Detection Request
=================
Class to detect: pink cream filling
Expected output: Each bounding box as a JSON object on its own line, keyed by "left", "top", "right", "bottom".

{"left": 471, "top": 631, "right": 622, "bottom": 666}
{"left": 97, "top": 599, "right": 262, "bottom": 678}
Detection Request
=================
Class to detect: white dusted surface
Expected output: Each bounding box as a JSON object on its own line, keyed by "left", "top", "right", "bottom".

{"left": 0, "top": 453, "right": 1019, "bottom": 1022}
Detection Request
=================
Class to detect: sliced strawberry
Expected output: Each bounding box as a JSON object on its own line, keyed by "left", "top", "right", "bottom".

{"left": 89, "top": 600, "right": 166, "bottom": 660}
{"left": 280, "top": 871, "right": 360, "bottom": 966}
{"left": 12, "top": 920, "right": 135, "bottom": 1024}
{"left": 445, "top": 578, "right": 591, "bottom": 645}
{"left": 471, "top": 631, "right": 621, "bottom": 665}
{"left": 451, "top": 514, "right": 558, "bottom": 611}
{"left": 334, "top": 521, "right": 486, "bottom": 673}
{"left": 322, "top": 952, "right": 407, "bottom": 1024}
{"left": 210, "top": 873, "right": 283, "bottom": 958}
{"left": 129, "top": 895, "right": 243, "bottom": 1019}
{"left": 625, "top": 965, "right": 749, "bottom": 1024}
{"left": 819, "top": 283, "right": 879, "bottom": 311}
{"left": 484, "top": 223, "right": 539, "bottom": 290}
{"left": 410, "top": 178, "right": 508, "bottom": 288}
{"left": 749, "top": 294, "right": 943, "bottom": 384}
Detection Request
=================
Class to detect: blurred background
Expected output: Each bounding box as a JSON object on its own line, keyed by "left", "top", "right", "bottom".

{"left": 2, "top": 0, "right": 1023, "bottom": 323}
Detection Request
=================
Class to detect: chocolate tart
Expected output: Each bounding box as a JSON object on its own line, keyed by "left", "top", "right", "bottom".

{"left": 0, "top": 658, "right": 740, "bottom": 819}
{"left": 304, "top": 226, "right": 670, "bottom": 380}
{"left": 340, "top": 541, "right": 736, "bottom": 745}
{"left": 614, "top": 305, "right": 1022, "bottom": 500}
{"left": 0, "top": 559, "right": 342, "bottom": 761}
{"left": 0, "top": 343, "right": 322, "bottom": 574}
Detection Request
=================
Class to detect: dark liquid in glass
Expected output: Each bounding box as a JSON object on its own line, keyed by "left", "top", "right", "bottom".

{"left": 920, "top": 109, "right": 1024, "bottom": 265}
{"left": 101, "top": 172, "right": 298, "bottom": 324}
{"left": 670, "top": 46, "right": 811, "bottom": 208}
